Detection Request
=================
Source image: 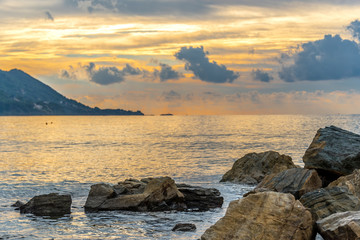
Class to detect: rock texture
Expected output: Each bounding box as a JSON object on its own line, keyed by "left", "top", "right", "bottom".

{"left": 172, "top": 223, "right": 197, "bottom": 232}
{"left": 220, "top": 151, "right": 297, "bottom": 184}
{"left": 303, "top": 126, "right": 360, "bottom": 177}
{"left": 317, "top": 211, "right": 360, "bottom": 240}
{"left": 328, "top": 169, "right": 360, "bottom": 199}
{"left": 84, "top": 177, "right": 223, "bottom": 212}
{"left": 251, "top": 168, "right": 322, "bottom": 199}
{"left": 19, "top": 193, "right": 72, "bottom": 217}
{"left": 176, "top": 184, "right": 223, "bottom": 211}
{"left": 299, "top": 187, "right": 360, "bottom": 221}
{"left": 201, "top": 192, "right": 315, "bottom": 240}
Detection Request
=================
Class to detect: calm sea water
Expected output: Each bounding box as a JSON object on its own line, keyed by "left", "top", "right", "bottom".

{"left": 1, "top": 115, "right": 360, "bottom": 239}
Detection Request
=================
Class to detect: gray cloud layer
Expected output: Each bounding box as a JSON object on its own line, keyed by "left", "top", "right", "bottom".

{"left": 175, "top": 46, "right": 239, "bottom": 83}
{"left": 347, "top": 20, "right": 360, "bottom": 41}
{"left": 154, "top": 63, "right": 182, "bottom": 82}
{"left": 279, "top": 34, "right": 360, "bottom": 82}
{"left": 44, "top": 11, "right": 54, "bottom": 21}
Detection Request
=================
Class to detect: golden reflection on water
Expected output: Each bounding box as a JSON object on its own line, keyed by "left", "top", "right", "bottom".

{"left": 1, "top": 115, "right": 360, "bottom": 185}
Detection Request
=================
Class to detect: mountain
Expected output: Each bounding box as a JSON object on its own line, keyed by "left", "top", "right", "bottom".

{"left": 0, "top": 69, "right": 143, "bottom": 116}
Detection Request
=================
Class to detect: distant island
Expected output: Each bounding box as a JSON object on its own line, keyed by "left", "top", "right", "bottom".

{"left": 160, "top": 113, "right": 173, "bottom": 116}
{"left": 0, "top": 69, "right": 143, "bottom": 116}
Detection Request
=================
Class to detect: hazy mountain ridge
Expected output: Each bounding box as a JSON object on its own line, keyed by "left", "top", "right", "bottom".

{"left": 0, "top": 69, "right": 143, "bottom": 116}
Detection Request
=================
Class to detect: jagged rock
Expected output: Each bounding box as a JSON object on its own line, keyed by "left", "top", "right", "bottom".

{"left": 11, "top": 200, "right": 25, "bottom": 209}
{"left": 328, "top": 169, "right": 360, "bottom": 199}
{"left": 299, "top": 187, "right": 360, "bottom": 220}
{"left": 201, "top": 192, "right": 315, "bottom": 240}
{"left": 176, "top": 184, "right": 223, "bottom": 211}
{"left": 220, "top": 151, "right": 297, "bottom": 184}
{"left": 303, "top": 126, "right": 360, "bottom": 178}
{"left": 172, "top": 223, "right": 196, "bottom": 232}
{"left": 19, "top": 193, "right": 71, "bottom": 217}
{"left": 317, "top": 211, "right": 360, "bottom": 240}
{"left": 85, "top": 177, "right": 185, "bottom": 212}
{"left": 84, "top": 183, "right": 115, "bottom": 209}
{"left": 250, "top": 168, "right": 322, "bottom": 199}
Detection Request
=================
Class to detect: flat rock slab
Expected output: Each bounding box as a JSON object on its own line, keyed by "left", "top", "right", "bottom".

{"left": 20, "top": 193, "right": 71, "bottom": 217}
{"left": 328, "top": 169, "right": 360, "bottom": 199}
{"left": 303, "top": 126, "right": 360, "bottom": 176}
{"left": 220, "top": 151, "right": 297, "bottom": 184}
{"left": 201, "top": 192, "right": 315, "bottom": 240}
{"left": 252, "top": 168, "right": 322, "bottom": 199}
{"left": 172, "top": 223, "right": 196, "bottom": 232}
{"left": 317, "top": 211, "right": 360, "bottom": 240}
{"left": 299, "top": 187, "right": 360, "bottom": 221}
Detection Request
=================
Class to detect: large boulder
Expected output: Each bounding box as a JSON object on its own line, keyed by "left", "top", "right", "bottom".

{"left": 317, "top": 211, "right": 360, "bottom": 240}
{"left": 176, "top": 184, "right": 223, "bottom": 211}
{"left": 220, "top": 151, "right": 297, "bottom": 184}
{"left": 201, "top": 192, "right": 315, "bottom": 240}
{"left": 19, "top": 193, "right": 71, "bottom": 217}
{"left": 84, "top": 177, "right": 223, "bottom": 212}
{"left": 328, "top": 169, "right": 360, "bottom": 199}
{"left": 303, "top": 126, "right": 360, "bottom": 178}
{"left": 250, "top": 168, "right": 322, "bottom": 199}
{"left": 299, "top": 187, "right": 360, "bottom": 221}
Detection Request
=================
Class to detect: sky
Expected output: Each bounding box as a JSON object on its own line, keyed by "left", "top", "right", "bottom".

{"left": 1, "top": 0, "right": 360, "bottom": 115}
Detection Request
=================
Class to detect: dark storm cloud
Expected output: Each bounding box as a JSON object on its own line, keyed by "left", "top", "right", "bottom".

{"left": 278, "top": 34, "right": 360, "bottom": 82}
{"left": 44, "top": 11, "right": 54, "bottom": 21}
{"left": 347, "top": 20, "right": 360, "bottom": 41}
{"left": 154, "top": 63, "right": 182, "bottom": 82}
{"left": 61, "top": 62, "right": 142, "bottom": 85}
{"left": 174, "top": 46, "right": 239, "bottom": 83}
{"left": 252, "top": 69, "right": 273, "bottom": 82}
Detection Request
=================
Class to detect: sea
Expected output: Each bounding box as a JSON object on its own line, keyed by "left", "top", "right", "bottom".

{"left": 1, "top": 115, "right": 360, "bottom": 239}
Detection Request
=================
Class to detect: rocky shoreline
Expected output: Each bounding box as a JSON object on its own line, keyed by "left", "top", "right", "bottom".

{"left": 13, "top": 125, "right": 360, "bottom": 239}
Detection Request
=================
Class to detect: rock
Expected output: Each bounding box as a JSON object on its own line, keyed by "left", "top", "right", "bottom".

{"left": 84, "top": 177, "right": 223, "bottom": 212}
{"left": 303, "top": 126, "right": 360, "bottom": 178}
{"left": 299, "top": 187, "right": 360, "bottom": 221}
{"left": 11, "top": 200, "right": 25, "bottom": 209}
{"left": 317, "top": 211, "right": 360, "bottom": 240}
{"left": 328, "top": 169, "right": 360, "bottom": 199}
{"left": 172, "top": 223, "right": 197, "bottom": 232}
{"left": 176, "top": 184, "right": 223, "bottom": 211}
{"left": 220, "top": 151, "right": 296, "bottom": 184}
{"left": 251, "top": 168, "right": 322, "bottom": 199}
{"left": 19, "top": 193, "right": 71, "bottom": 217}
{"left": 201, "top": 192, "right": 315, "bottom": 240}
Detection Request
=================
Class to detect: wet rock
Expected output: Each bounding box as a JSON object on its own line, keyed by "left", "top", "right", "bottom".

{"left": 85, "top": 177, "right": 185, "bottom": 212}
{"left": 172, "top": 223, "right": 196, "bottom": 232}
{"left": 19, "top": 193, "right": 71, "bottom": 217}
{"left": 317, "top": 211, "right": 360, "bottom": 240}
{"left": 201, "top": 192, "right": 315, "bottom": 240}
{"left": 250, "top": 168, "right": 322, "bottom": 199}
{"left": 11, "top": 200, "right": 25, "bottom": 209}
{"left": 84, "top": 177, "right": 223, "bottom": 212}
{"left": 176, "top": 184, "right": 223, "bottom": 211}
{"left": 328, "top": 169, "right": 360, "bottom": 199}
{"left": 303, "top": 126, "right": 360, "bottom": 178}
{"left": 299, "top": 187, "right": 360, "bottom": 221}
{"left": 220, "top": 151, "right": 297, "bottom": 184}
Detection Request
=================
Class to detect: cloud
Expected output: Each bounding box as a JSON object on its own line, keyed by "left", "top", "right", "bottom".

{"left": 347, "top": 19, "right": 360, "bottom": 41}
{"left": 175, "top": 46, "right": 239, "bottom": 83}
{"left": 60, "top": 62, "right": 142, "bottom": 85}
{"left": 279, "top": 34, "right": 360, "bottom": 82}
{"left": 252, "top": 69, "right": 273, "bottom": 82}
{"left": 154, "top": 63, "right": 182, "bottom": 82}
{"left": 161, "top": 90, "right": 181, "bottom": 102}
{"left": 44, "top": 11, "right": 54, "bottom": 21}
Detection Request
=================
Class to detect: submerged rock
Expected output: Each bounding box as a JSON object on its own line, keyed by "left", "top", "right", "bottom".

{"left": 201, "top": 192, "right": 315, "bottom": 240}
{"left": 317, "top": 211, "right": 360, "bottom": 240}
{"left": 328, "top": 169, "right": 360, "bottom": 199}
{"left": 220, "top": 151, "right": 296, "bottom": 184}
{"left": 303, "top": 126, "right": 360, "bottom": 178}
{"left": 172, "top": 223, "right": 196, "bottom": 232}
{"left": 19, "top": 193, "right": 72, "bottom": 217}
{"left": 299, "top": 187, "right": 360, "bottom": 221}
{"left": 250, "top": 168, "right": 322, "bottom": 199}
{"left": 84, "top": 177, "right": 223, "bottom": 212}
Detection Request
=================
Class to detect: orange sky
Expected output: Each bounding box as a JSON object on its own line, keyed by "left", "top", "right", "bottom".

{"left": 1, "top": 0, "right": 360, "bottom": 115}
